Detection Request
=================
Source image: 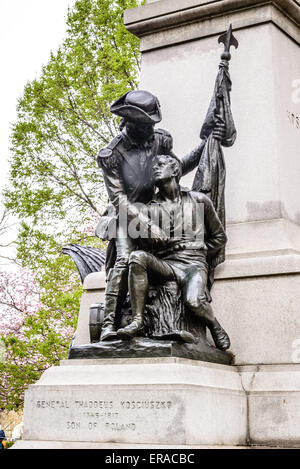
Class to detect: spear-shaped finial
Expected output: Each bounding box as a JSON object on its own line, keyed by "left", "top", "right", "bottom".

{"left": 218, "top": 24, "right": 239, "bottom": 61}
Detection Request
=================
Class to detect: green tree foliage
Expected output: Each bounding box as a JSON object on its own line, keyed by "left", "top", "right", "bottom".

{"left": 0, "top": 0, "right": 143, "bottom": 410}
{"left": 5, "top": 0, "right": 142, "bottom": 244}
{"left": 5, "top": 0, "right": 143, "bottom": 276}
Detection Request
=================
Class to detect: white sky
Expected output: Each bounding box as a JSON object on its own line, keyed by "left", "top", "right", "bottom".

{"left": 0, "top": 0, "right": 76, "bottom": 196}
{"left": 0, "top": 0, "right": 76, "bottom": 266}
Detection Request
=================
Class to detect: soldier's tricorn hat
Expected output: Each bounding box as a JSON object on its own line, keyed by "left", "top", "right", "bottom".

{"left": 110, "top": 90, "right": 162, "bottom": 124}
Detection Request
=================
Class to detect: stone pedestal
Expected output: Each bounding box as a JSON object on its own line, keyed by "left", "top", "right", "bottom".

{"left": 19, "top": 359, "right": 247, "bottom": 447}
{"left": 15, "top": 358, "right": 300, "bottom": 448}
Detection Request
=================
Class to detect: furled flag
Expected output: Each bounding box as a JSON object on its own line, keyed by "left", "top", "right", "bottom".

{"left": 192, "top": 24, "right": 238, "bottom": 269}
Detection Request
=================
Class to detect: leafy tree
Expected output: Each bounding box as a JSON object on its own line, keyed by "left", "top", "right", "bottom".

{"left": 1, "top": 0, "right": 143, "bottom": 410}
{"left": 5, "top": 0, "right": 143, "bottom": 258}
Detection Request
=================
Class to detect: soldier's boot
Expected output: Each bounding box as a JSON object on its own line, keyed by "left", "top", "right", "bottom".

{"left": 116, "top": 314, "right": 144, "bottom": 339}
{"left": 193, "top": 300, "right": 231, "bottom": 351}
{"left": 99, "top": 268, "right": 128, "bottom": 342}
{"left": 117, "top": 263, "right": 146, "bottom": 339}
{"left": 207, "top": 318, "right": 230, "bottom": 351}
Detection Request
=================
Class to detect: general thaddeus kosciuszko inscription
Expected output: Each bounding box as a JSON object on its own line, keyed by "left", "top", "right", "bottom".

{"left": 26, "top": 390, "right": 180, "bottom": 443}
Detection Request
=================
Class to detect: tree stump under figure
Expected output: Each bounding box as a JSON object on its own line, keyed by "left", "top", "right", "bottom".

{"left": 144, "top": 281, "right": 207, "bottom": 343}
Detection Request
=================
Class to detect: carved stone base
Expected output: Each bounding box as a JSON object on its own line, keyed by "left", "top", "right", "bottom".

{"left": 68, "top": 337, "right": 233, "bottom": 365}
{"left": 21, "top": 358, "right": 247, "bottom": 446}
{"left": 19, "top": 359, "right": 300, "bottom": 447}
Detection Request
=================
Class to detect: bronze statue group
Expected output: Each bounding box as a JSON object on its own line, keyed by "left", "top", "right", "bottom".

{"left": 96, "top": 89, "right": 233, "bottom": 351}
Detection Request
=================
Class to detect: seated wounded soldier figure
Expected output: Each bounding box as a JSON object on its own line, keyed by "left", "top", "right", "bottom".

{"left": 117, "top": 154, "right": 230, "bottom": 351}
